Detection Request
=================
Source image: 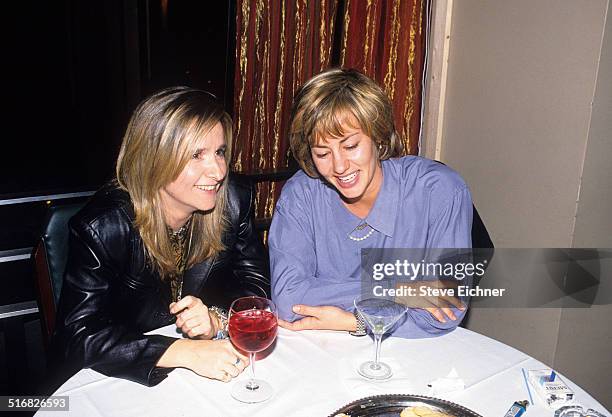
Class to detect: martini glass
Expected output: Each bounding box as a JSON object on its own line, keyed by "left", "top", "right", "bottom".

{"left": 354, "top": 297, "right": 408, "bottom": 380}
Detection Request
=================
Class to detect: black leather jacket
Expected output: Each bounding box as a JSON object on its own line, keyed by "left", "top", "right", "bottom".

{"left": 52, "top": 175, "right": 270, "bottom": 386}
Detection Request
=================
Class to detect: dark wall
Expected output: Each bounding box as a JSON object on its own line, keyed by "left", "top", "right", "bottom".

{"left": 1, "top": 0, "right": 234, "bottom": 250}
{"left": 2, "top": 0, "right": 234, "bottom": 196}
{"left": 0, "top": 0, "right": 235, "bottom": 396}
{"left": 143, "top": 0, "right": 235, "bottom": 103}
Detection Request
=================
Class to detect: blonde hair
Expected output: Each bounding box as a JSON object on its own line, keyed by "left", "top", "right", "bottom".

{"left": 116, "top": 87, "right": 232, "bottom": 278}
{"left": 289, "top": 68, "right": 402, "bottom": 177}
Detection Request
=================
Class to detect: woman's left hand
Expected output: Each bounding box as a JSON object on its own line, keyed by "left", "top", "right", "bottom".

{"left": 278, "top": 305, "right": 356, "bottom": 332}
{"left": 170, "top": 296, "right": 218, "bottom": 339}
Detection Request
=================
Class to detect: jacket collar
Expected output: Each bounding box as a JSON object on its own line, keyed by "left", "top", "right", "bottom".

{"left": 181, "top": 257, "right": 215, "bottom": 297}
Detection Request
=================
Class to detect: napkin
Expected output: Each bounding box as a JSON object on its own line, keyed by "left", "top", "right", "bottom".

{"left": 426, "top": 368, "right": 465, "bottom": 396}
{"left": 339, "top": 356, "right": 418, "bottom": 398}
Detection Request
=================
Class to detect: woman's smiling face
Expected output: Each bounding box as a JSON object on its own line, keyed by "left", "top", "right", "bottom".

{"left": 310, "top": 117, "right": 382, "bottom": 211}
{"left": 160, "top": 122, "right": 227, "bottom": 229}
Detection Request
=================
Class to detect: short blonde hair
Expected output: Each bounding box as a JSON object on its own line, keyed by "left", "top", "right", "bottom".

{"left": 289, "top": 68, "right": 402, "bottom": 177}
{"left": 116, "top": 87, "right": 232, "bottom": 277}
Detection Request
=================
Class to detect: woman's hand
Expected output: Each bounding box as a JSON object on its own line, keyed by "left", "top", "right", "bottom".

{"left": 170, "top": 296, "right": 219, "bottom": 339}
{"left": 158, "top": 339, "right": 249, "bottom": 382}
{"left": 278, "top": 305, "right": 356, "bottom": 332}
{"left": 395, "top": 281, "right": 466, "bottom": 323}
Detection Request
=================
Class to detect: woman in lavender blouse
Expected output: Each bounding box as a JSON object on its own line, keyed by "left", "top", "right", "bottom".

{"left": 268, "top": 68, "right": 473, "bottom": 338}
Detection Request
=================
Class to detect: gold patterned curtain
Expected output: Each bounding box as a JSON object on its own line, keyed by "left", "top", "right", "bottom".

{"left": 232, "top": 0, "right": 339, "bottom": 221}
{"left": 341, "top": 0, "right": 425, "bottom": 155}
{"left": 232, "top": 0, "right": 425, "bottom": 221}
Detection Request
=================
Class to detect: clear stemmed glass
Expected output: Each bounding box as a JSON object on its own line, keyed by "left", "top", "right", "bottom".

{"left": 228, "top": 296, "right": 278, "bottom": 403}
{"left": 354, "top": 297, "right": 408, "bottom": 380}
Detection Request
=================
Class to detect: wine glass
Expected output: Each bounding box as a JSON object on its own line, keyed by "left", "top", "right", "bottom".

{"left": 228, "top": 296, "right": 278, "bottom": 403}
{"left": 354, "top": 297, "right": 408, "bottom": 380}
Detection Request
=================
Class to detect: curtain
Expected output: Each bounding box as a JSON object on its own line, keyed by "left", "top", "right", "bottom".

{"left": 341, "top": 0, "right": 425, "bottom": 155}
{"left": 232, "top": 0, "right": 425, "bottom": 220}
{"left": 232, "top": 0, "right": 338, "bottom": 221}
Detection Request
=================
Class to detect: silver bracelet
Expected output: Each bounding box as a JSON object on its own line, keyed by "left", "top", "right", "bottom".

{"left": 209, "top": 306, "right": 229, "bottom": 339}
{"left": 349, "top": 309, "right": 367, "bottom": 336}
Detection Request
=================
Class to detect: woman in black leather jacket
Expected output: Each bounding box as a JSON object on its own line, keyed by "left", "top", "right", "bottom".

{"left": 51, "top": 87, "right": 270, "bottom": 387}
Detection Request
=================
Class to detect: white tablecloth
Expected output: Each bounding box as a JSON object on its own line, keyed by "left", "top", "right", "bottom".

{"left": 37, "top": 326, "right": 609, "bottom": 417}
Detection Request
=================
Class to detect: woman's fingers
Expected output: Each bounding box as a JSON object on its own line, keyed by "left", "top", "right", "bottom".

{"left": 169, "top": 339, "right": 250, "bottom": 382}
{"left": 184, "top": 318, "right": 214, "bottom": 338}
{"left": 223, "top": 363, "right": 240, "bottom": 378}
{"left": 217, "top": 358, "right": 246, "bottom": 382}
{"left": 278, "top": 318, "right": 295, "bottom": 329}
{"left": 176, "top": 301, "right": 208, "bottom": 319}
{"left": 440, "top": 307, "right": 457, "bottom": 321}
{"left": 292, "top": 304, "right": 323, "bottom": 317}
{"left": 231, "top": 347, "right": 249, "bottom": 364}
{"left": 171, "top": 297, "right": 216, "bottom": 338}
{"left": 235, "top": 356, "right": 248, "bottom": 371}
{"left": 450, "top": 297, "right": 466, "bottom": 310}
{"left": 424, "top": 306, "right": 461, "bottom": 322}
{"left": 420, "top": 292, "right": 464, "bottom": 319}
{"left": 170, "top": 295, "right": 198, "bottom": 314}
{"left": 183, "top": 316, "right": 210, "bottom": 330}
{"left": 216, "top": 344, "right": 249, "bottom": 381}
{"left": 278, "top": 317, "right": 316, "bottom": 331}
{"left": 216, "top": 370, "right": 232, "bottom": 383}
{"left": 425, "top": 307, "right": 448, "bottom": 323}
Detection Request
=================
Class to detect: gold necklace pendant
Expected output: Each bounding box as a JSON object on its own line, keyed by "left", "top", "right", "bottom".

{"left": 168, "top": 216, "right": 194, "bottom": 302}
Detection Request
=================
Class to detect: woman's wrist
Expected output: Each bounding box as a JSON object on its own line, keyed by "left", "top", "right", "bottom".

{"left": 206, "top": 313, "right": 221, "bottom": 335}
{"left": 208, "top": 306, "right": 229, "bottom": 339}
{"left": 157, "top": 338, "right": 193, "bottom": 369}
{"left": 336, "top": 309, "right": 358, "bottom": 332}
{"left": 348, "top": 310, "right": 367, "bottom": 336}
{"left": 346, "top": 311, "right": 358, "bottom": 332}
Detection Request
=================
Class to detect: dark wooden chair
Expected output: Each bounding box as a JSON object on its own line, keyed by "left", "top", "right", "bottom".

{"left": 237, "top": 168, "right": 297, "bottom": 237}
{"left": 33, "top": 202, "right": 85, "bottom": 347}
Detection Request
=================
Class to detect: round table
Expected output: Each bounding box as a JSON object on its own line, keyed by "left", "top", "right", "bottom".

{"left": 36, "top": 325, "right": 609, "bottom": 416}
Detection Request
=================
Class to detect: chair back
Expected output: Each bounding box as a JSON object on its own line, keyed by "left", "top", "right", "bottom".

{"left": 472, "top": 205, "right": 493, "bottom": 249}
{"left": 33, "top": 202, "right": 85, "bottom": 345}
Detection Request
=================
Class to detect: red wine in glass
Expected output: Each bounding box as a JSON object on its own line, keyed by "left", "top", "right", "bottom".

{"left": 228, "top": 296, "right": 278, "bottom": 403}
{"left": 229, "top": 309, "right": 278, "bottom": 352}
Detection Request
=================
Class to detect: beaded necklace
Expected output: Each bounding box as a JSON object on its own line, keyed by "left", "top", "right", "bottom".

{"left": 348, "top": 222, "right": 375, "bottom": 242}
